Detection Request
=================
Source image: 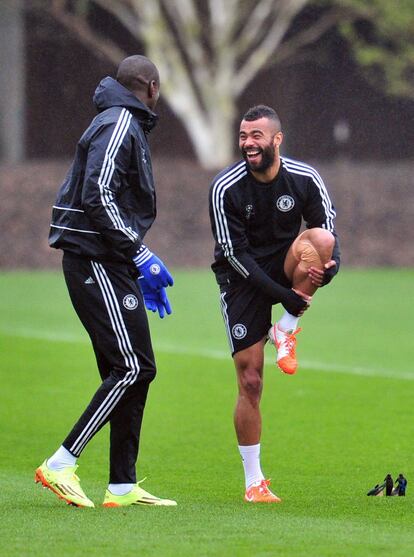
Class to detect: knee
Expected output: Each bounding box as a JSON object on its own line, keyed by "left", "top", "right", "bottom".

{"left": 293, "top": 228, "right": 334, "bottom": 270}
{"left": 307, "top": 228, "right": 335, "bottom": 254}
{"left": 120, "top": 362, "right": 156, "bottom": 387}
{"left": 239, "top": 367, "right": 263, "bottom": 404}
{"left": 139, "top": 364, "right": 157, "bottom": 384}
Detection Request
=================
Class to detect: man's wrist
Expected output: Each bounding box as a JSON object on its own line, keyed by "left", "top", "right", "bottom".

{"left": 322, "top": 263, "right": 338, "bottom": 286}
{"left": 133, "top": 245, "right": 152, "bottom": 267}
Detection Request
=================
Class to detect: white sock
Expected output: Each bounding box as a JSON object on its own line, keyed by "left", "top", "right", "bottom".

{"left": 47, "top": 445, "right": 77, "bottom": 470}
{"left": 278, "top": 311, "right": 299, "bottom": 332}
{"left": 238, "top": 444, "right": 265, "bottom": 489}
{"left": 108, "top": 483, "right": 134, "bottom": 496}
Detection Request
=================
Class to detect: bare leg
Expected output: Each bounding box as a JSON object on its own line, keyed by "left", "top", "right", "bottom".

{"left": 271, "top": 228, "right": 335, "bottom": 374}
{"left": 233, "top": 339, "right": 283, "bottom": 501}
{"left": 233, "top": 339, "right": 266, "bottom": 445}
{"left": 233, "top": 338, "right": 276, "bottom": 491}
{"left": 284, "top": 228, "right": 335, "bottom": 295}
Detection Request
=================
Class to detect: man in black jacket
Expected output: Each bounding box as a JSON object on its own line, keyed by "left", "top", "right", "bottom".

{"left": 209, "top": 105, "right": 340, "bottom": 503}
{"left": 35, "top": 55, "right": 176, "bottom": 508}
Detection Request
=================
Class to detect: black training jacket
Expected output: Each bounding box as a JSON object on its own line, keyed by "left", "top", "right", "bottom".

{"left": 209, "top": 156, "right": 341, "bottom": 298}
{"left": 49, "top": 77, "right": 157, "bottom": 263}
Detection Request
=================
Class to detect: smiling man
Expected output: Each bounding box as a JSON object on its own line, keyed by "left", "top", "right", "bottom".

{"left": 208, "top": 105, "right": 340, "bottom": 503}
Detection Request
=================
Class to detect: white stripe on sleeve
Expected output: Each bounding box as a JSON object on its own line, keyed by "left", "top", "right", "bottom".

{"left": 211, "top": 162, "right": 249, "bottom": 277}
{"left": 281, "top": 157, "right": 336, "bottom": 231}
{"left": 96, "top": 109, "right": 139, "bottom": 242}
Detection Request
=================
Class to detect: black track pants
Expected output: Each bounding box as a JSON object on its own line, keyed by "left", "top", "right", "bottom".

{"left": 61, "top": 252, "right": 156, "bottom": 483}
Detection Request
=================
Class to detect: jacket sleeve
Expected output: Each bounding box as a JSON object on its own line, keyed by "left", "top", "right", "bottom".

{"left": 302, "top": 171, "right": 341, "bottom": 271}
{"left": 81, "top": 112, "right": 143, "bottom": 258}
{"left": 209, "top": 184, "right": 291, "bottom": 302}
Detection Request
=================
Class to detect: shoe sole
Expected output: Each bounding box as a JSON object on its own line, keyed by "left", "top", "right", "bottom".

{"left": 34, "top": 468, "right": 91, "bottom": 508}
{"left": 277, "top": 362, "right": 297, "bottom": 375}
{"left": 244, "top": 497, "right": 282, "bottom": 503}
{"left": 276, "top": 345, "right": 297, "bottom": 375}
{"left": 103, "top": 500, "right": 177, "bottom": 507}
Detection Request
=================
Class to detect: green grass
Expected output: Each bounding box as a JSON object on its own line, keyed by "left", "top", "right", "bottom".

{"left": 1, "top": 268, "right": 413, "bottom": 556}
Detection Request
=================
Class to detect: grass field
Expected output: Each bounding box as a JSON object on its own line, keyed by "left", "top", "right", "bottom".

{"left": 1, "top": 268, "right": 413, "bottom": 556}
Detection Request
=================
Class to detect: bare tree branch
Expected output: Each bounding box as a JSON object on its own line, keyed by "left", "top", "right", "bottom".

{"left": 207, "top": 0, "right": 241, "bottom": 92}
{"left": 208, "top": 0, "right": 241, "bottom": 48}
{"left": 233, "top": 0, "right": 308, "bottom": 95}
{"left": 161, "top": 0, "right": 213, "bottom": 85}
{"left": 131, "top": 1, "right": 209, "bottom": 117}
{"left": 41, "top": 0, "right": 379, "bottom": 168}
{"left": 274, "top": 6, "right": 356, "bottom": 66}
{"left": 234, "top": 0, "right": 280, "bottom": 56}
{"left": 92, "top": 0, "right": 143, "bottom": 38}
{"left": 49, "top": 0, "right": 125, "bottom": 64}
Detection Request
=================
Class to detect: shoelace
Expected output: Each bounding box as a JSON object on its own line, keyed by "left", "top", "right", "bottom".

{"left": 135, "top": 477, "right": 160, "bottom": 499}
{"left": 281, "top": 328, "right": 301, "bottom": 354}
{"left": 258, "top": 480, "right": 273, "bottom": 496}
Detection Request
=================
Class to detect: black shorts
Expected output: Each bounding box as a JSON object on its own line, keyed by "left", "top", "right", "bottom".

{"left": 218, "top": 258, "right": 291, "bottom": 356}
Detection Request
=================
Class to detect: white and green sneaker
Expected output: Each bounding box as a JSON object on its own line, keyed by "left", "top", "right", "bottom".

{"left": 103, "top": 479, "right": 177, "bottom": 507}
{"left": 34, "top": 460, "right": 94, "bottom": 508}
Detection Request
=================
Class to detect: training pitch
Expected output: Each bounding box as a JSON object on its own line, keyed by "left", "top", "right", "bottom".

{"left": 0, "top": 268, "right": 413, "bottom": 556}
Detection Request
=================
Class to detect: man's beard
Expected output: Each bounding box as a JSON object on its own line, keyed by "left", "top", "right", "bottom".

{"left": 242, "top": 142, "right": 276, "bottom": 173}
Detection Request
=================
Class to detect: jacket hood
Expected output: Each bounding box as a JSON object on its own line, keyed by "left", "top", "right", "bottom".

{"left": 93, "top": 76, "right": 158, "bottom": 132}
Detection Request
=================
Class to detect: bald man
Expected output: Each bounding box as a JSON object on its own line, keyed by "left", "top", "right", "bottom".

{"left": 35, "top": 55, "right": 177, "bottom": 508}
{"left": 209, "top": 105, "right": 340, "bottom": 502}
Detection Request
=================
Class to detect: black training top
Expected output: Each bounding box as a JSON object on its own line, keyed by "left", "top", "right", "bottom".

{"left": 49, "top": 77, "right": 158, "bottom": 264}
{"left": 208, "top": 156, "right": 340, "bottom": 299}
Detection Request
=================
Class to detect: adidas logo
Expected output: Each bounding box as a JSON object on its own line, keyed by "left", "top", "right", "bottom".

{"left": 84, "top": 277, "right": 95, "bottom": 284}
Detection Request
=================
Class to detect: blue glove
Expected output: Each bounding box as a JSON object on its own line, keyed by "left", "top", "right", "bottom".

{"left": 133, "top": 246, "right": 174, "bottom": 290}
{"left": 138, "top": 277, "right": 172, "bottom": 319}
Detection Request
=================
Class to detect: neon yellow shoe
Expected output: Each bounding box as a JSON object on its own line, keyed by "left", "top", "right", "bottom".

{"left": 34, "top": 460, "right": 95, "bottom": 508}
{"left": 103, "top": 479, "right": 177, "bottom": 507}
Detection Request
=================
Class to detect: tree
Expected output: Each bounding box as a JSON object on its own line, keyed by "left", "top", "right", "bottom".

{"left": 335, "top": 0, "right": 414, "bottom": 100}
{"left": 40, "top": 0, "right": 414, "bottom": 168}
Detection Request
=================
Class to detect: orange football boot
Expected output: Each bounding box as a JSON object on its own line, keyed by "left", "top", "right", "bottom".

{"left": 269, "top": 323, "right": 301, "bottom": 375}
{"left": 244, "top": 479, "right": 282, "bottom": 503}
